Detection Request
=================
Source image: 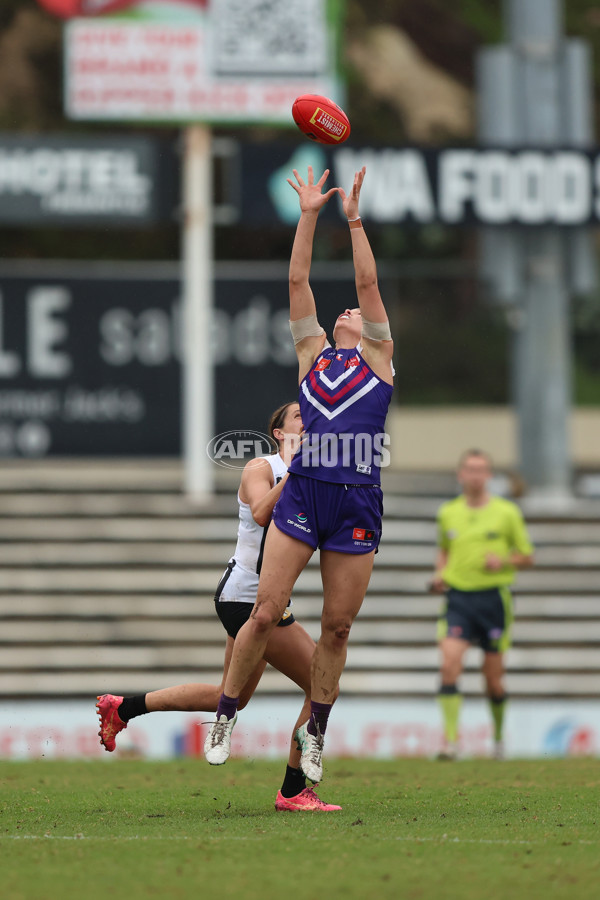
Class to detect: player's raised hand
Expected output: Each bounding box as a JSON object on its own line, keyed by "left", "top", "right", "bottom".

{"left": 338, "top": 166, "right": 366, "bottom": 221}
{"left": 287, "top": 166, "right": 339, "bottom": 213}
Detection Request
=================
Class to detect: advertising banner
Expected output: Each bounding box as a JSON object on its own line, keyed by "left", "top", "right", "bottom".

{"left": 5, "top": 134, "right": 598, "bottom": 229}
{"left": 0, "top": 133, "right": 176, "bottom": 226}
{"left": 0, "top": 262, "right": 353, "bottom": 457}
{"left": 1, "top": 698, "right": 598, "bottom": 760}
{"left": 63, "top": 0, "right": 341, "bottom": 124}
{"left": 0, "top": 267, "right": 181, "bottom": 456}
{"left": 240, "top": 142, "right": 600, "bottom": 227}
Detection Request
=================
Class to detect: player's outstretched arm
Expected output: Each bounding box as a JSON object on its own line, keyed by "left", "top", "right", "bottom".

{"left": 287, "top": 167, "right": 336, "bottom": 377}
{"left": 339, "top": 167, "right": 393, "bottom": 380}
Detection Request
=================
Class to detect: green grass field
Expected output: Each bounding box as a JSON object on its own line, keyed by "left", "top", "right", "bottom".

{"left": 1, "top": 758, "right": 599, "bottom": 900}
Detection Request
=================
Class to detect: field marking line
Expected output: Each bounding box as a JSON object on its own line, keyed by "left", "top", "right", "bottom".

{"left": 1, "top": 834, "right": 597, "bottom": 846}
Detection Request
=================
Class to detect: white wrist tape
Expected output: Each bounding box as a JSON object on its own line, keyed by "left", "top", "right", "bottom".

{"left": 362, "top": 318, "right": 392, "bottom": 342}
{"left": 289, "top": 314, "right": 325, "bottom": 345}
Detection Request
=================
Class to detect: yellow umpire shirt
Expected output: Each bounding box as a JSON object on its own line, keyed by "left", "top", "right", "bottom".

{"left": 437, "top": 495, "right": 534, "bottom": 592}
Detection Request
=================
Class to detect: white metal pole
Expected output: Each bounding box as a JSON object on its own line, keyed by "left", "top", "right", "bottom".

{"left": 182, "top": 123, "right": 214, "bottom": 502}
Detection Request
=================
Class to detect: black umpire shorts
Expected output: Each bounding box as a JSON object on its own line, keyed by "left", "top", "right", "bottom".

{"left": 437, "top": 585, "right": 514, "bottom": 653}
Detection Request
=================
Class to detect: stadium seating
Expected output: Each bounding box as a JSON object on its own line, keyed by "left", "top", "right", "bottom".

{"left": 0, "top": 461, "right": 599, "bottom": 699}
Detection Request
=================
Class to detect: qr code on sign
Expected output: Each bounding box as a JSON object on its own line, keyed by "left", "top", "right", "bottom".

{"left": 211, "top": 0, "right": 328, "bottom": 77}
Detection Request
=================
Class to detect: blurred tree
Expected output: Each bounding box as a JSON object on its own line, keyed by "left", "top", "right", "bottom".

{"left": 0, "top": 2, "right": 63, "bottom": 130}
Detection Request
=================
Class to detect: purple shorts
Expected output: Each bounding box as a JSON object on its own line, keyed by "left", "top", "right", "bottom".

{"left": 272, "top": 473, "right": 383, "bottom": 554}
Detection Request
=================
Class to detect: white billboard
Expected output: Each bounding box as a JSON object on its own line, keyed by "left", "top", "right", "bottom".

{"left": 64, "top": 0, "right": 341, "bottom": 123}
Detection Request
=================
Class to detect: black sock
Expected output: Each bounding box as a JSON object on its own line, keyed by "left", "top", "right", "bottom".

{"left": 280, "top": 765, "right": 307, "bottom": 799}
{"left": 117, "top": 695, "right": 147, "bottom": 723}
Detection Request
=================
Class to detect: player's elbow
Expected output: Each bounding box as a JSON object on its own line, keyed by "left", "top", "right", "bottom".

{"left": 251, "top": 507, "right": 270, "bottom": 529}
{"left": 253, "top": 515, "right": 270, "bottom": 529}
{"left": 289, "top": 272, "right": 309, "bottom": 291}
{"left": 355, "top": 273, "right": 378, "bottom": 294}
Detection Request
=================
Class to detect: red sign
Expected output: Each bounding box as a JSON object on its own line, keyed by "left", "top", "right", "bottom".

{"left": 37, "top": 0, "right": 206, "bottom": 18}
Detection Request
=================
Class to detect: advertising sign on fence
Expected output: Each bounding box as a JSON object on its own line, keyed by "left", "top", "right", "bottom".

{"left": 1, "top": 698, "right": 598, "bottom": 760}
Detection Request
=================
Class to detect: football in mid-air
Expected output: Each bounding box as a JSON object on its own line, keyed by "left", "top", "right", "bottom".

{"left": 292, "top": 94, "right": 351, "bottom": 145}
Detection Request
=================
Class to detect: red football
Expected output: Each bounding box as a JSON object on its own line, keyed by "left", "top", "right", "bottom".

{"left": 292, "top": 94, "right": 351, "bottom": 145}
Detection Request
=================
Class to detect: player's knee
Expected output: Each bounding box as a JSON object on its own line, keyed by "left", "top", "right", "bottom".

{"left": 486, "top": 676, "right": 504, "bottom": 696}
{"left": 249, "top": 602, "right": 279, "bottom": 634}
{"left": 440, "top": 658, "right": 461, "bottom": 681}
{"left": 322, "top": 616, "right": 352, "bottom": 648}
{"left": 334, "top": 625, "right": 351, "bottom": 645}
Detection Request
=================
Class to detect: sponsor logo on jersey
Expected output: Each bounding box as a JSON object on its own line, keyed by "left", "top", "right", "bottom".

{"left": 352, "top": 527, "right": 375, "bottom": 541}
{"left": 315, "top": 357, "right": 332, "bottom": 371}
{"left": 296, "top": 513, "right": 308, "bottom": 523}
{"left": 287, "top": 518, "right": 311, "bottom": 534}
{"left": 345, "top": 355, "right": 360, "bottom": 369}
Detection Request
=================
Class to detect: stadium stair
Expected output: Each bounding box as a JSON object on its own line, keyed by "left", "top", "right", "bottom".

{"left": 0, "top": 461, "right": 599, "bottom": 700}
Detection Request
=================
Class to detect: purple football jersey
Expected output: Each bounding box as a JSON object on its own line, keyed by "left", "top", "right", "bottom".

{"left": 289, "top": 345, "right": 393, "bottom": 485}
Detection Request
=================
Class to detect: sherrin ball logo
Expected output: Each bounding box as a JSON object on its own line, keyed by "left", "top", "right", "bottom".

{"left": 292, "top": 94, "right": 351, "bottom": 145}
{"left": 309, "top": 107, "right": 347, "bottom": 141}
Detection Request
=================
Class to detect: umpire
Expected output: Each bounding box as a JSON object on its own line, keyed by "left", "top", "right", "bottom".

{"left": 430, "top": 449, "right": 534, "bottom": 760}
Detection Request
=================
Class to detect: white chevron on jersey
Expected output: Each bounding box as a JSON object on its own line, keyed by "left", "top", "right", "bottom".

{"left": 317, "top": 365, "right": 360, "bottom": 390}
{"left": 301, "top": 375, "right": 379, "bottom": 421}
